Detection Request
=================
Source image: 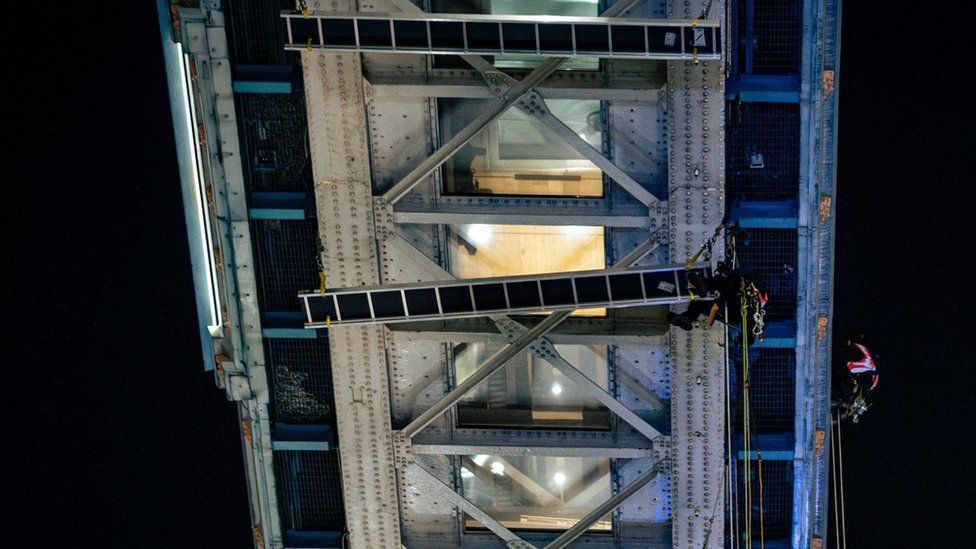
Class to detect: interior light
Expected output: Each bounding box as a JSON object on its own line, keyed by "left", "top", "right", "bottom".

{"left": 563, "top": 225, "right": 589, "bottom": 235}
{"left": 490, "top": 461, "right": 505, "bottom": 476}
{"left": 553, "top": 472, "right": 567, "bottom": 487}
{"left": 467, "top": 224, "right": 493, "bottom": 245}
{"left": 551, "top": 382, "right": 563, "bottom": 396}
{"left": 473, "top": 454, "right": 490, "bottom": 466}
{"left": 460, "top": 467, "right": 474, "bottom": 479}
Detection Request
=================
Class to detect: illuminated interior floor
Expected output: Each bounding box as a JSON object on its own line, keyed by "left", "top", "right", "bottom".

{"left": 450, "top": 224, "right": 606, "bottom": 316}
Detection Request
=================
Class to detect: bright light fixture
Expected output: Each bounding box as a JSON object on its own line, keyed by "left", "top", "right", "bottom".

{"left": 562, "top": 225, "right": 589, "bottom": 235}
{"left": 467, "top": 224, "right": 493, "bottom": 245}
{"left": 473, "top": 454, "right": 489, "bottom": 466}
{"left": 551, "top": 382, "right": 563, "bottom": 396}
{"left": 460, "top": 467, "right": 474, "bottom": 479}
{"left": 490, "top": 461, "right": 505, "bottom": 476}
{"left": 553, "top": 472, "right": 567, "bottom": 487}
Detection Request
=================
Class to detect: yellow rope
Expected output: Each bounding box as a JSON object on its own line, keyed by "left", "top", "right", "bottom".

{"left": 741, "top": 293, "right": 751, "bottom": 547}
{"left": 758, "top": 451, "right": 766, "bottom": 549}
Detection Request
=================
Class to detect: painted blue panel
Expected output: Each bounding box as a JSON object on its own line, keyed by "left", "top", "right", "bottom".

{"left": 234, "top": 80, "right": 293, "bottom": 94}
{"left": 730, "top": 200, "right": 799, "bottom": 228}
{"left": 263, "top": 328, "right": 317, "bottom": 339}
{"left": 250, "top": 208, "right": 306, "bottom": 220}
{"left": 738, "top": 450, "right": 794, "bottom": 461}
{"left": 283, "top": 529, "right": 343, "bottom": 548}
{"left": 753, "top": 319, "right": 797, "bottom": 348}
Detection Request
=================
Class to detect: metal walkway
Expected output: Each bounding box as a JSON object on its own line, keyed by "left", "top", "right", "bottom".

{"left": 282, "top": 11, "right": 721, "bottom": 61}
{"left": 300, "top": 264, "right": 713, "bottom": 327}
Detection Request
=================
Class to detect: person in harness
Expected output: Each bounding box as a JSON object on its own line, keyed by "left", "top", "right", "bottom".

{"left": 667, "top": 262, "right": 769, "bottom": 343}
{"left": 833, "top": 335, "right": 880, "bottom": 423}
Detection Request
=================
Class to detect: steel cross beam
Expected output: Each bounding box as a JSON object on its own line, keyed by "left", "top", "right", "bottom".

{"left": 410, "top": 462, "right": 535, "bottom": 548}
{"left": 400, "top": 310, "right": 571, "bottom": 438}
{"left": 461, "top": 51, "right": 659, "bottom": 207}
{"left": 544, "top": 462, "right": 663, "bottom": 549}
{"left": 495, "top": 319, "right": 663, "bottom": 439}
{"left": 381, "top": 57, "right": 565, "bottom": 204}
{"left": 372, "top": 0, "right": 694, "bottom": 204}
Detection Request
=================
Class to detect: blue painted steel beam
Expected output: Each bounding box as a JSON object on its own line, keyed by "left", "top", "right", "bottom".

{"left": 262, "top": 312, "right": 317, "bottom": 339}
{"left": 283, "top": 529, "right": 343, "bottom": 549}
{"left": 232, "top": 64, "right": 297, "bottom": 94}
{"left": 249, "top": 191, "right": 312, "bottom": 220}
{"left": 733, "top": 432, "right": 794, "bottom": 455}
{"left": 727, "top": 74, "right": 801, "bottom": 103}
{"left": 730, "top": 200, "right": 799, "bottom": 228}
{"left": 752, "top": 320, "right": 797, "bottom": 348}
{"left": 738, "top": 450, "right": 793, "bottom": 460}
{"left": 273, "top": 423, "right": 334, "bottom": 451}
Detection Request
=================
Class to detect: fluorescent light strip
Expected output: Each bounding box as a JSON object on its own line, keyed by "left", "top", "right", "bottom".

{"left": 178, "top": 44, "right": 221, "bottom": 331}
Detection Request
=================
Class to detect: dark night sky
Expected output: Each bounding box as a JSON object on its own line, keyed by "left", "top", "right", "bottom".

{"left": 4, "top": 1, "right": 972, "bottom": 547}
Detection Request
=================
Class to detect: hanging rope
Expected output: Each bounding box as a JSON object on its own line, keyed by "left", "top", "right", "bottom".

{"left": 724, "top": 302, "right": 737, "bottom": 549}
{"left": 837, "top": 411, "right": 848, "bottom": 549}
{"left": 830, "top": 409, "right": 850, "bottom": 549}
{"left": 831, "top": 410, "right": 841, "bottom": 549}
{"left": 741, "top": 290, "right": 752, "bottom": 547}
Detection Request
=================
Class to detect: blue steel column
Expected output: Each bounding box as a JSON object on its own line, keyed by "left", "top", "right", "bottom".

{"left": 794, "top": 0, "right": 842, "bottom": 546}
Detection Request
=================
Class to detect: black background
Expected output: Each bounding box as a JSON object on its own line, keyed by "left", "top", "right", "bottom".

{"left": 4, "top": 1, "right": 973, "bottom": 547}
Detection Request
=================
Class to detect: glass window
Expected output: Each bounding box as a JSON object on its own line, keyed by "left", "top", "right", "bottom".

{"left": 440, "top": 99, "right": 603, "bottom": 197}
{"left": 461, "top": 454, "right": 612, "bottom": 532}
{"left": 449, "top": 224, "right": 606, "bottom": 315}
{"left": 454, "top": 342, "right": 610, "bottom": 429}
{"left": 487, "top": 0, "right": 601, "bottom": 70}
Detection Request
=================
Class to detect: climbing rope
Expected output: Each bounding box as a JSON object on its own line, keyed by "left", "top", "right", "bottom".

{"left": 724, "top": 303, "right": 738, "bottom": 549}
{"left": 834, "top": 410, "right": 849, "bottom": 549}
{"left": 741, "top": 291, "right": 752, "bottom": 547}
{"left": 831, "top": 410, "right": 841, "bottom": 549}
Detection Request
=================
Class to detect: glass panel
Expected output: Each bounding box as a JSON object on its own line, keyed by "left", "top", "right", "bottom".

{"left": 440, "top": 99, "right": 602, "bottom": 197}
{"left": 449, "top": 224, "right": 605, "bottom": 315}
{"left": 461, "top": 454, "right": 612, "bottom": 532}
{"left": 454, "top": 342, "right": 610, "bottom": 429}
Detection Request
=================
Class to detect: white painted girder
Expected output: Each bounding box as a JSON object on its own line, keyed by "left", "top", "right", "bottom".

{"left": 302, "top": 35, "right": 404, "bottom": 546}
{"left": 666, "top": 1, "right": 728, "bottom": 547}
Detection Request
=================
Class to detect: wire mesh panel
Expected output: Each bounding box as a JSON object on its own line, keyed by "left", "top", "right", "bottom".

{"left": 251, "top": 219, "right": 320, "bottom": 312}
{"left": 237, "top": 94, "right": 313, "bottom": 192}
{"left": 747, "top": 349, "right": 795, "bottom": 432}
{"left": 737, "top": 228, "right": 798, "bottom": 320}
{"left": 266, "top": 338, "right": 335, "bottom": 424}
{"left": 736, "top": 460, "right": 793, "bottom": 540}
{"left": 275, "top": 450, "right": 345, "bottom": 531}
{"left": 737, "top": 0, "right": 802, "bottom": 75}
{"left": 727, "top": 101, "right": 800, "bottom": 201}
{"left": 225, "top": 0, "right": 291, "bottom": 65}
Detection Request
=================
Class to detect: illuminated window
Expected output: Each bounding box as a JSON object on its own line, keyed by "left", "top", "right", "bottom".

{"left": 440, "top": 99, "right": 603, "bottom": 197}
{"left": 450, "top": 224, "right": 606, "bottom": 315}
{"left": 461, "top": 454, "right": 612, "bottom": 532}
{"left": 486, "top": 0, "right": 601, "bottom": 70}
{"left": 454, "top": 342, "right": 610, "bottom": 429}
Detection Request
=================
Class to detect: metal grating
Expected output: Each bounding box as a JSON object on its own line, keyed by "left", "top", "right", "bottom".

{"left": 727, "top": 101, "right": 800, "bottom": 201}
{"left": 237, "top": 93, "right": 313, "bottom": 192}
{"left": 746, "top": 349, "right": 795, "bottom": 432}
{"left": 251, "top": 219, "right": 320, "bottom": 312}
{"left": 225, "top": 0, "right": 291, "bottom": 65}
{"left": 266, "top": 338, "right": 335, "bottom": 424}
{"left": 736, "top": 228, "right": 798, "bottom": 320}
{"left": 274, "top": 450, "right": 346, "bottom": 531}
{"left": 736, "top": 460, "right": 793, "bottom": 540}
{"left": 737, "top": 0, "right": 802, "bottom": 75}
